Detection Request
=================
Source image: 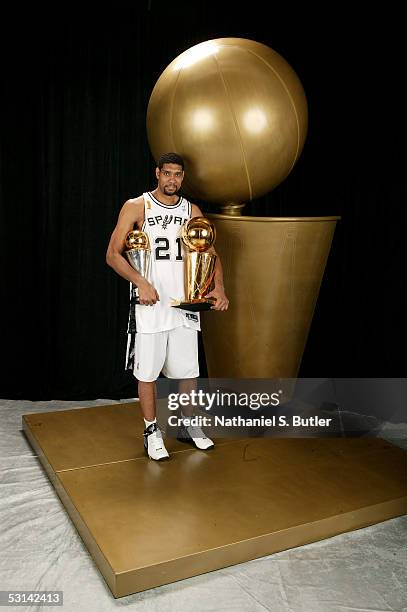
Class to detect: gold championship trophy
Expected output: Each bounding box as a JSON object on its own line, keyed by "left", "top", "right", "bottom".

{"left": 172, "top": 217, "right": 217, "bottom": 312}
{"left": 124, "top": 229, "right": 151, "bottom": 303}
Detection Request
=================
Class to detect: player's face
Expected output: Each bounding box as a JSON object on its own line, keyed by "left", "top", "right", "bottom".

{"left": 156, "top": 163, "right": 184, "bottom": 195}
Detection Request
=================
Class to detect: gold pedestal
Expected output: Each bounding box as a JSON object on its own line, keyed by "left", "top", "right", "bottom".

{"left": 22, "top": 403, "right": 407, "bottom": 598}
{"left": 203, "top": 215, "right": 340, "bottom": 377}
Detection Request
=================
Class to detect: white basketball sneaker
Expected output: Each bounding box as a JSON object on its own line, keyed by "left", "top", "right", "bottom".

{"left": 178, "top": 420, "right": 215, "bottom": 450}
{"left": 143, "top": 422, "right": 170, "bottom": 460}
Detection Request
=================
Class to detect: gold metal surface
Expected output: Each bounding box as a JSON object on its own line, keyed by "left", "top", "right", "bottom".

{"left": 181, "top": 216, "right": 216, "bottom": 252}
{"left": 147, "top": 38, "right": 308, "bottom": 206}
{"left": 202, "top": 215, "right": 340, "bottom": 377}
{"left": 125, "top": 229, "right": 150, "bottom": 250}
{"left": 22, "top": 404, "right": 407, "bottom": 598}
{"left": 220, "top": 203, "right": 247, "bottom": 216}
{"left": 175, "top": 217, "right": 217, "bottom": 308}
{"left": 185, "top": 251, "right": 216, "bottom": 301}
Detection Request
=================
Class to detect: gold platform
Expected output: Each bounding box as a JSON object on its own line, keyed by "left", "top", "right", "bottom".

{"left": 22, "top": 403, "right": 407, "bottom": 598}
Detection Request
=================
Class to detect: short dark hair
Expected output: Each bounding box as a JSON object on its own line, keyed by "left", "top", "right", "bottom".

{"left": 157, "top": 152, "right": 184, "bottom": 170}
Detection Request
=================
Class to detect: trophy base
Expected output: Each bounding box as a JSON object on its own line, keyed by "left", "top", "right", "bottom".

{"left": 171, "top": 298, "right": 216, "bottom": 312}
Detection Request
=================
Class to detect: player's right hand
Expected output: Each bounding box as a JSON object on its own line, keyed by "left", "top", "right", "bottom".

{"left": 137, "top": 279, "right": 160, "bottom": 306}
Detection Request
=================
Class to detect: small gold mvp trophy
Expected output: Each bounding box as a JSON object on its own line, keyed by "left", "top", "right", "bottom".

{"left": 172, "top": 217, "right": 217, "bottom": 312}
{"left": 124, "top": 229, "right": 151, "bottom": 304}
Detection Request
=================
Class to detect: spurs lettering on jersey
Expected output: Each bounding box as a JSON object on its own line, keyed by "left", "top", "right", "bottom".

{"left": 134, "top": 192, "right": 200, "bottom": 333}
{"left": 147, "top": 214, "right": 186, "bottom": 229}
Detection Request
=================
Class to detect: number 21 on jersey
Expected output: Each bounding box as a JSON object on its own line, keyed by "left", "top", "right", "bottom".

{"left": 154, "top": 237, "right": 183, "bottom": 261}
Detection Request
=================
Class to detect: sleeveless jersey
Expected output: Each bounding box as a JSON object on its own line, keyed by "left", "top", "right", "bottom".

{"left": 134, "top": 191, "right": 200, "bottom": 333}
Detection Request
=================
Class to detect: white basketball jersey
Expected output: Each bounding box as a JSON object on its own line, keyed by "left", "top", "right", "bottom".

{"left": 134, "top": 192, "right": 200, "bottom": 333}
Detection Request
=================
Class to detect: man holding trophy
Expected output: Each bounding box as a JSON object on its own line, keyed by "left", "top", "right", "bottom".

{"left": 106, "top": 153, "right": 229, "bottom": 460}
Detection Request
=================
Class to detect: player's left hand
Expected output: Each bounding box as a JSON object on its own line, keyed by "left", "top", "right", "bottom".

{"left": 206, "top": 286, "right": 229, "bottom": 311}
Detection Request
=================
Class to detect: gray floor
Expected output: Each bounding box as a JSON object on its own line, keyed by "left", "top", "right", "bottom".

{"left": 1, "top": 398, "right": 406, "bottom": 612}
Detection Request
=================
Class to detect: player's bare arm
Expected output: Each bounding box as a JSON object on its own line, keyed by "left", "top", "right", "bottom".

{"left": 190, "top": 204, "right": 229, "bottom": 311}
{"left": 106, "top": 197, "right": 159, "bottom": 305}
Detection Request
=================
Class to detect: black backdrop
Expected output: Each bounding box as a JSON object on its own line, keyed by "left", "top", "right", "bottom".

{"left": 1, "top": 3, "right": 406, "bottom": 399}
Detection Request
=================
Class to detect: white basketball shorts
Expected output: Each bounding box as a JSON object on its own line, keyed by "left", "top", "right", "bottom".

{"left": 134, "top": 326, "right": 199, "bottom": 382}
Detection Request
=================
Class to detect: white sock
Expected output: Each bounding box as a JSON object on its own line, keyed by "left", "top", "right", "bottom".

{"left": 144, "top": 417, "right": 157, "bottom": 429}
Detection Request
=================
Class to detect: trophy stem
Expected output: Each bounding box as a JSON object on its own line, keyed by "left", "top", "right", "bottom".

{"left": 219, "top": 202, "right": 246, "bottom": 216}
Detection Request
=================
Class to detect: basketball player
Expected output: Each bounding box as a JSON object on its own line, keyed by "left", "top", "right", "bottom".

{"left": 106, "top": 153, "right": 229, "bottom": 460}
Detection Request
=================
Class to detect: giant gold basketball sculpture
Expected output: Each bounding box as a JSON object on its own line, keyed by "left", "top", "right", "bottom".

{"left": 147, "top": 38, "right": 308, "bottom": 208}
{"left": 147, "top": 38, "right": 339, "bottom": 378}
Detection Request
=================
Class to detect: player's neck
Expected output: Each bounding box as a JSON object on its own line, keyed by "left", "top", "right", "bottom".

{"left": 151, "top": 188, "right": 180, "bottom": 206}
